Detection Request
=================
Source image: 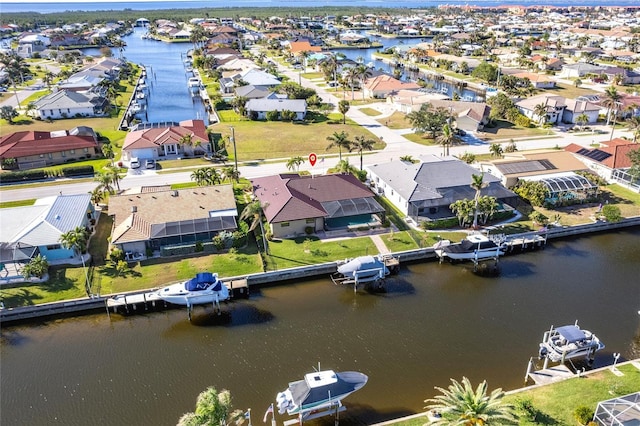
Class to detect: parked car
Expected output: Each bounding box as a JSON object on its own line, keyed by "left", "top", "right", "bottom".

{"left": 0, "top": 86, "right": 7, "bottom": 93}
{"left": 130, "top": 158, "right": 140, "bottom": 169}
{"left": 145, "top": 159, "right": 156, "bottom": 169}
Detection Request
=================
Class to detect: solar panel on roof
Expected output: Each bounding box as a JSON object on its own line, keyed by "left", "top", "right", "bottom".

{"left": 498, "top": 160, "right": 553, "bottom": 175}
{"left": 583, "top": 149, "right": 611, "bottom": 162}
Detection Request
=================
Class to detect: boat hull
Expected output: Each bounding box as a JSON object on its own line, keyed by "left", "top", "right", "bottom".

{"left": 538, "top": 323, "right": 604, "bottom": 363}
{"left": 156, "top": 273, "right": 229, "bottom": 306}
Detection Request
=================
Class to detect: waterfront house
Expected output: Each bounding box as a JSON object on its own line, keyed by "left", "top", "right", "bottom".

{"left": 562, "top": 98, "right": 601, "bottom": 125}
{"left": 250, "top": 173, "right": 385, "bottom": 238}
{"left": 108, "top": 185, "right": 238, "bottom": 258}
{"left": 0, "top": 194, "right": 95, "bottom": 267}
{"left": 479, "top": 150, "right": 590, "bottom": 188}
{"left": 511, "top": 72, "right": 556, "bottom": 89}
{"left": 566, "top": 139, "right": 639, "bottom": 188}
{"left": 365, "top": 155, "right": 517, "bottom": 223}
{"left": 31, "top": 89, "right": 109, "bottom": 120}
{"left": 122, "top": 119, "right": 211, "bottom": 165}
{"left": 245, "top": 98, "right": 307, "bottom": 121}
{"left": 363, "top": 75, "right": 420, "bottom": 99}
{"left": 0, "top": 127, "right": 99, "bottom": 170}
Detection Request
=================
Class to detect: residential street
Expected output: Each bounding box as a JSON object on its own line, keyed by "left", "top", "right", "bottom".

{"left": 0, "top": 64, "right": 633, "bottom": 202}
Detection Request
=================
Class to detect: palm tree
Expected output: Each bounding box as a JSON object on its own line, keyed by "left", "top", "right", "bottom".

{"left": 627, "top": 116, "right": 640, "bottom": 143}
{"left": 356, "top": 64, "right": 372, "bottom": 101}
{"left": 601, "top": 85, "right": 622, "bottom": 126}
{"left": 94, "top": 171, "right": 115, "bottom": 195}
{"left": 338, "top": 100, "right": 350, "bottom": 124}
{"left": 334, "top": 158, "right": 358, "bottom": 175}
{"left": 350, "top": 135, "right": 376, "bottom": 170}
{"left": 180, "top": 133, "right": 194, "bottom": 155}
{"left": 104, "top": 164, "right": 122, "bottom": 192}
{"left": 191, "top": 168, "right": 208, "bottom": 186}
{"left": 286, "top": 156, "right": 305, "bottom": 172}
{"left": 425, "top": 377, "right": 516, "bottom": 425}
{"left": 576, "top": 113, "right": 589, "bottom": 131}
{"left": 489, "top": 143, "right": 503, "bottom": 158}
{"left": 533, "top": 102, "right": 548, "bottom": 126}
{"left": 436, "top": 123, "right": 456, "bottom": 156}
{"left": 240, "top": 200, "right": 269, "bottom": 253}
{"left": 178, "top": 387, "right": 245, "bottom": 426}
{"left": 471, "top": 173, "right": 488, "bottom": 229}
{"left": 101, "top": 143, "right": 115, "bottom": 164}
{"left": 59, "top": 226, "right": 91, "bottom": 295}
{"left": 326, "top": 130, "right": 351, "bottom": 161}
{"left": 345, "top": 67, "right": 359, "bottom": 100}
{"left": 221, "top": 165, "right": 240, "bottom": 183}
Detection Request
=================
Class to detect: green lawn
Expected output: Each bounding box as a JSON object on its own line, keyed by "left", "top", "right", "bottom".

{"left": 0, "top": 199, "right": 36, "bottom": 208}
{"left": 209, "top": 116, "right": 385, "bottom": 161}
{"left": 389, "top": 364, "right": 640, "bottom": 426}
{"left": 265, "top": 235, "right": 378, "bottom": 271}
{"left": 360, "top": 107, "right": 382, "bottom": 117}
{"left": 543, "top": 82, "right": 599, "bottom": 100}
{"left": 479, "top": 120, "right": 549, "bottom": 141}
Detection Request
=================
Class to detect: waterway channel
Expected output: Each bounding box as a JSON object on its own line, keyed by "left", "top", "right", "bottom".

{"left": 1, "top": 229, "right": 639, "bottom": 426}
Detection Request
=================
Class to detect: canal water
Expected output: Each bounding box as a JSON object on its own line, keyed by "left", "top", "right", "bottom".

{"left": 86, "top": 27, "right": 208, "bottom": 124}
{"left": 2, "top": 229, "right": 639, "bottom": 426}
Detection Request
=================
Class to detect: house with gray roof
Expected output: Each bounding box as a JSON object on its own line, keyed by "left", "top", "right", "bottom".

{"left": 234, "top": 85, "right": 272, "bottom": 99}
{"left": 32, "top": 89, "right": 108, "bottom": 120}
{"left": 366, "top": 155, "right": 517, "bottom": 222}
{"left": 250, "top": 173, "right": 384, "bottom": 238}
{"left": 0, "top": 194, "right": 94, "bottom": 272}
{"left": 246, "top": 98, "right": 307, "bottom": 121}
{"left": 108, "top": 185, "right": 238, "bottom": 258}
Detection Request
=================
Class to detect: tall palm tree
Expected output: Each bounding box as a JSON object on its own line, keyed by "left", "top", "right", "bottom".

{"left": 627, "top": 116, "right": 640, "bottom": 143}
{"left": 533, "top": 102, "right": 548, "bottom": 126}
{"left": 425, "top": 377, "right": 516, "bottom": 425}
{"left": 94, "top": 171, "right": 115, "bottom": 195}
{"left": 436, "top": 123, "right": 456, "bottom": 156}
{"left": 338, "top": 100, "right": 350, "bottom": 124}
{"left": 103, "top": 164, "right": 122, "bottom": 192}
{"left": 180, "top": 133, "right": 194, "bottom": 155}
{"left": 350, "top": 135, "right": 376, "bottom": 170}
{"left": 345, "top": 67, "right": 359, "bottom": 100}
{"left": 326, "top": 130, "right": 351, "bottom": 161}
{"left": 356, "top": 64, "right": 372, "bottom": 101}
{"left": 240, "top": 200, "right": 269, "bottom": 253}
{"left": 489, "top": 143, "right": 504, "bottom": 158}
{"left": 59, "top": 226, "right": 91, "bottom": 295}
{"left": 190, "top": 168, "right": 208, "bottom": 186}
{"left": 471, "top": 173, "right": 488, "bottom": 229}
{"left": 601, "top": 85, "right": 622, "bottom": 126}
{"left": 178, "top": 387, "right": 245, "bottom": 426}
{"left": 221, "top": 165, "right": 240, "bottom": 183}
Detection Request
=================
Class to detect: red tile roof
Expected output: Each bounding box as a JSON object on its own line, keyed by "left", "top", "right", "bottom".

{"left": 122, "top": 120, "right": 208, "bottom": 151}
{"left": 0, "top": 130, "right": 98, "bottom": 158}
{"left": 251, "top": 173, "right": 376, "bottom": 223}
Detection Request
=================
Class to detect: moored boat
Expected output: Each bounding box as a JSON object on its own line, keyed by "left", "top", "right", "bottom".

{"left": 538, "top": 321, "right": 604, "bottom": 363}
{"left": 434, "top": 233, "right": 506, "bottom": 262}
{"left": 276, "top": 369, "right": 368, "bottom": 420}
{"left": 156, "top": 272, "right": 229, "bottom": 309}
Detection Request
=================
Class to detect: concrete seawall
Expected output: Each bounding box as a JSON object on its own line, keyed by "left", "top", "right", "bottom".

{"left": 2, "top": 217, "right": 639, "bottom": 325}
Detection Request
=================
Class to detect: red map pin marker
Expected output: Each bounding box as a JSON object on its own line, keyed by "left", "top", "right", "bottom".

{"left": 309, "top": 153, "right": 317, "bottom": 166}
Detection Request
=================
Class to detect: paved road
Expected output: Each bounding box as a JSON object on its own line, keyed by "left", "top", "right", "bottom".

{"left": 0, "top": 62, "right": 632, "bottom": 202}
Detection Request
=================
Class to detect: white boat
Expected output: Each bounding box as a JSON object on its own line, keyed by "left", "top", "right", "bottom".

{"left": 434, "top": 233, "right": 506, "bottom": 261}
{"left": 156, "top": 272, "right": 229, "bottom": 309}
{"left": 538, "top": 322, "right": 605, "bottom": 363}
{"left": 276, "top": 369, "right": 368, "bottom": 420}
{"left": 331, "top": 254, "right": 399, "bottom": 292}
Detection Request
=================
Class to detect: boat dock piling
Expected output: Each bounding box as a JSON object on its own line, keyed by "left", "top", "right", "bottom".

{"left": 525, "top": 357, "right": 576, "bottom": 386}
{"left": 105, "top": 278, "right": 248, "bottom": 319}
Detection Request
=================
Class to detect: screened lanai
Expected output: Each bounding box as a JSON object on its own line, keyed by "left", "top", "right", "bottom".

{"left": 594, "top": 392, "right": 640, "bottom": 426}
{"left": 322, "top": 197, "right": 385, "bottom": 229}
{"left": 524, "top": 172, "right": 598, "bottom": 206}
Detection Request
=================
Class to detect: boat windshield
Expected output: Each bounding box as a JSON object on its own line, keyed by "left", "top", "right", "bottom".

{"left": 185, "top": 272, "right": 217, "bottom": 291}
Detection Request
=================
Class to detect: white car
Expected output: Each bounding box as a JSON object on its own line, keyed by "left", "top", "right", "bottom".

{"left": 130, "top": 158, "right": 140, "bottom": 169}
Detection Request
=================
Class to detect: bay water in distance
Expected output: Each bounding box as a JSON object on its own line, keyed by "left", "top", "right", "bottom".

{"left": 1, "top": 229, "right": 639, "bottom": 426}
{"left": 2, "top": 0, "right": 640, "bottom": 14}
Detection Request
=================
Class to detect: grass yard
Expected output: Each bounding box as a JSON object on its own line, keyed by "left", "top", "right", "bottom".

{"left": 265, "top": 235, "right": 378, "bottom": 271}
{"left": 542, "top": 82, "right": 599, "bottom": 100}
{"left": 479, "top": 120, "right": 550, "bottom": 141}
{"left": 209, "top": 117, "right": 384, "bottom": 161}
{"left": 0, "top": 199, "right": 36, "bottom": 208}
{"left": 377, "top": 111, "right": 412, "bottom": 129}
{"left": 360, "top": 107, "right": 383, "bottom": 116}
{"left": 382, "top": 231, "right": 420, "bottom": 252}
{"left": 390, "top": 364, "right": 640, "bottom": 426}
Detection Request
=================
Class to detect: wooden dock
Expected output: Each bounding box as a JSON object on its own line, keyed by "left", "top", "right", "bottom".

{"left": 105, "top": 278, "right": 248, "bottom": 316}
{"left": 527, "top": 364, "right": 575, "bottom": 385}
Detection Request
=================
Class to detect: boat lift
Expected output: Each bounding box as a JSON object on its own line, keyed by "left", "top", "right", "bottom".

{"left": 283, "top": 401, "right": 346, "bottom": 426}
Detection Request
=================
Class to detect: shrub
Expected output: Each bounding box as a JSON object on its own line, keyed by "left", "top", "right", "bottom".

{"left": 62, "top": 165, "right": 94, "bottom": 177}
{"left": 529, "top": 211, "right": 549, "bottom": 225}
{"left": 574, "top": 405, "right": 594, "bottom": 425}
{"left": 21, "top": 254, "right": 49, "bottom": 279}
{"left": 265, "top": 110, "right": 279, "bottom": 121}
{"left": 0, "top": 169, "right": 47, "bottom": 183}
{"left": 601, "top": 204, "right": 622, "bottom": 222}
{"left": 305, "top": 226, "right": 314, "bottom": 235}
{"left": 109, "top": 248, "right": 124, "bottom": 263}
{"left": 194, "top": 241, "right": 204, "bottom": 252}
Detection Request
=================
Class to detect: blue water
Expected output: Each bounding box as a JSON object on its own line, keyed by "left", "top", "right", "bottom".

{"left": 85, "top": 28, "right": 209, "bottom": 124}
{"left": 2, "top": 0, "right": 638, "bottom": 13}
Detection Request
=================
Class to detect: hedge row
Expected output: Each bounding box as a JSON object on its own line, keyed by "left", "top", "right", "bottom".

{"left": 0, "top": 166, "right": 94, "bottom": 183}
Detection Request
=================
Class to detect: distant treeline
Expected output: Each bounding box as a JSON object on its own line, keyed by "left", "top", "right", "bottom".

{"left": 1, "top": 7, "right": 426, "bottom": 28}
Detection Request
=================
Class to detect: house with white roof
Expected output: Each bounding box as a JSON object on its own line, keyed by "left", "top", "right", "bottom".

{"left": 32, "top": 89, "right": 108, "bottom": 120}
{"left": 0, "top": 194, "right": 94, "bottom": 268}
{"left": 246, "top": 98, "right": 307, "bottom": 121}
